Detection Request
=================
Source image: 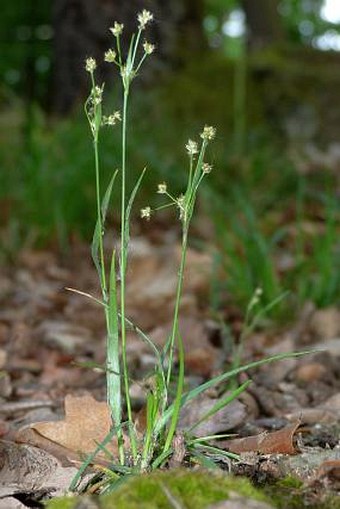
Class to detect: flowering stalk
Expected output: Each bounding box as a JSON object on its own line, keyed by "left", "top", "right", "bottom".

{"left": 166, "top": 129, "right": 215, "bottom": 389}
{"left": 104, "top": 9, "right": 154, "bottom": 464}
{"left": 84, "top": 58, "right": 125, "bottom": 463}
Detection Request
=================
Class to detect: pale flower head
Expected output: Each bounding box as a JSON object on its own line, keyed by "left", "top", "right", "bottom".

{"left": 143, "top": 41, "right": 155, "bottom": 55}
{"left": 138, "top": 10, "right": 153, "bottom": 30}
{"left": 185, "top": 139, "right": 199, "bottom": 156}
{"left": 176, "top": 194, "right": 186, "bottom": 221}
{"left": 249, "top": 287, "right": 263, "bottom": 308}
{"left": 141, "top": 206, "right": 152, "bottom": 220}
{"left": 200, "top": 125, "right": 216, "bottom": 141}
{"left": 104, "top": 49, "right": 117, "bottom": 63}
{"left": 92, "top": 85, "right": 103, "bottom": 105}
{"left": 202, "top": 162, "right": 213, "bottom": 174}
{"left": 104, "top": 111, "right": 121, "bottom": 126}
{"left": 157, "top": 182, "right": 167, "bottom": 194}
{"left": 85, "top": 57, "right": 97, "bottom": 73}
{"left": 110, "top": 22, "right": 124, "bottom": 37}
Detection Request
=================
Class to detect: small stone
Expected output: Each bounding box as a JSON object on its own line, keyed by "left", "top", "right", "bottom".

{"left": 295, "top": 363, "right": 327, "bottom": 383}
{"left": 0, "top": 349, "right": 8, "bottom": 369}
{"left": 310, "top": 307, "right": 340, "bottom": 339}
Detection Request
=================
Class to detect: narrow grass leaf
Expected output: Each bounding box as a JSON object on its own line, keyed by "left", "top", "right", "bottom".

{"left": 151, "top": 447, "right": 174, "bottom": 470}
{"left": 122, "top": 315, "right": 166, "bottom": 392}
{"left": 155, "top": 350, "right": 317, "bottom": 434}
{"left": 194, "top": 443, "right": 239, "bottom": 461}
{"left": 91, "top": 170, "right": 118, "bottom": 280}
{"left": 124, "top": 167, "right": 147, "bottom": 253}
{"left": 187, "top": 379, "right": 251, "bottom": 434}
{"left": 189, "top": 449, "right": 219, "bottom": 469}
{"left": 69, "top": 426, "right": 118, "bottom": 491}
{"left": 107, "top": 250, "right": 122, "bottom": 433}
{"left": 189, "top": 434, "right": 236, "bottom": 442}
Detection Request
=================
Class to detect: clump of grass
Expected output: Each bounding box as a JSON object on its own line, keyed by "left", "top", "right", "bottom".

{"left": 69, "top": 9, "right": 313, "bottom": 491}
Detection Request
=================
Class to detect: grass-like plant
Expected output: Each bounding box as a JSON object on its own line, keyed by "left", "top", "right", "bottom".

{"left": 69, "top": 10, "right": 314, "bottom": 491}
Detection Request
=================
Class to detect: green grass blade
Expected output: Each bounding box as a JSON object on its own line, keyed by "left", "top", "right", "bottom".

{"left": 69, "top": 426, "right": 118, "bottom": 491}
{"left": 107, "top": 250, "right": 122, "bottom": 437}
{"left": 155, "top": 349, "right": 317, "bottom": 434}
{"left": 193, "top": 443, "right": 239, "bottom": 461}
{"left": 124, "top": 167, "right": 147, "bottom": 253}
{"left": 187, "top": 380, "right": 251, "bottom": 434}
{"left": 121, "top": 315, "right": 166, "bottom": 394}
{"left": 189, "top": 434, "right": 236, "bottom": 442}
{"left": 91, "top": 170, "right": 118, "bottom": 281}
{"left": 151, "top": 448, "right": 174, "bottom": 470}
{"left": 189, "top": 449, "right": 219, "bottom": 469}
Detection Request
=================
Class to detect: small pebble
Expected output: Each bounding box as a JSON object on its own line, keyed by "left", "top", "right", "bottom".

{"left": 295, "top": 363, "right": 327, "bottom": 383}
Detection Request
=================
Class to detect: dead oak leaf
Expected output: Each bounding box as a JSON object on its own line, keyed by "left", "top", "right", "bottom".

{"left": 31, "top": 393, "right": 117, "bottom": 458}
{"left": 225, "top": 420, "right": 301, "bottom": 455}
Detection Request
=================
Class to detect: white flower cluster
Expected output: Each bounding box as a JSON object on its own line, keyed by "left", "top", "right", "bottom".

{"left": 185, "top": 139, "right": 199, "bottom": 156}
{"left": 104, "top": 49, "right": 117, "bottom": 63}
{"left": 157, "top": 183, "right": 167, "bottom": 194}
{"left": 138, "top": 10, "right": 153, "bottom": 30}
{"left": 140, "top": 206, "right": 151, "bottom": 220}
{"left": 85, "top": 57, "right": 97, "bottom": 73}
{"left": 103, "top": 111, "right": 121, "bottom": 126}
{"left": 92, "top": 85, "right": 103, "bottom": 105}
{"left": 143, "top": 41, "right": 155, "bottom": 55}
{"left": 202, "top": 163, "right": 212, "bottom": 174}
{"left": 200, "top": 125, "right": 216, "bottom": 141}
{"left": 110, "top": 22, "right": 124, "bottom": 37}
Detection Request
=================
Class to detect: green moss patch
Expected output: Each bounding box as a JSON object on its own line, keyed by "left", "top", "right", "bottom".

{"left": 46, "top": 469, "right": 272, "bottom": 509}
{"left": 101, "top": 469, "right": 272, "bottom": 509}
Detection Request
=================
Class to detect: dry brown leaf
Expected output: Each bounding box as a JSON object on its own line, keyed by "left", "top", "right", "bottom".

{"left": 316, "top": 460, "right": 340, "bottom": 481}
{"left": 225, "top": 420, "right": 301, "bottom": 455}
{"left": 0, "top": 439, "right": 79, "bottom": 498}
{"left": 30, "top": 393, "right": 118, "bottom": 458}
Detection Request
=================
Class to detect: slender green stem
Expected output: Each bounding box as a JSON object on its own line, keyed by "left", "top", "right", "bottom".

{"left": 131, "top": 29, "right": 142, "bottom": 69}
{"left": 188, "top": 157, "right": 193, "bottom": 188}
{"left": 120, "top": 86, "right": 137, "bottom": 462}
{"left": 166, "top": 227, "right": 189, "bottom": 388}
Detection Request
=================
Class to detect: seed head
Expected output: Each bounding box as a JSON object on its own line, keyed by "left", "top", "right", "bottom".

{"left": 200, "top": 125, "right": 216, "bottom": 141}
{"left": 85, "top": 57, "right": 97, "bottom": 73}
{"left": 157, "top": 182, "right": 167, "bottom": 194}
{"left": 104, "top": 49, "right": 117, "bottom": 63}
{"left": 104, "top": 111, "right": 121, "bottom": 126}
{"left": 177, "top": 195, "right": 186, "bottom": 221}
{"left": 92, "top": 85, "right": 103, "bottom": 105}
{"left": 143, "top": 41, "right": 155, "bottom": 55}
{"left": 185, "top": 139, "right": 199, "bottom": 156}
{"left": 141, "top": 206, "right": 152, "bottom": 220}
{"left": 202, "top": 162, "right": 213, "bottom": 174}
{"left": 138, "top": 10, "right": 153, "bottom": 30}
{"left": 110, "top": 22, "right": 124, "bottom": 37}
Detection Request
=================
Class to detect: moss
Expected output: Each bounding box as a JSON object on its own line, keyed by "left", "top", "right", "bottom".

{"left": 263, "top": 475, "right": 340, "bottom": 509}
{"left": 46, "top": 497, "right": 77, "bottom": 509}
{"left": 101, "top": 469, "right": 272, "bottom": 509}
{"left": 45, "top": 470, "right": 273, "bottom": 509}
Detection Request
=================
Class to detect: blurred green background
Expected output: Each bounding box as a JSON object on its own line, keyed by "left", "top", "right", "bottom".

{"left": 0, "top": 0, "right": 339, "bottom": 315}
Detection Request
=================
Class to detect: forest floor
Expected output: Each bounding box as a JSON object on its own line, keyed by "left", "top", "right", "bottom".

{"left": 0, "top": 228, "right": 339, "bottom": 508}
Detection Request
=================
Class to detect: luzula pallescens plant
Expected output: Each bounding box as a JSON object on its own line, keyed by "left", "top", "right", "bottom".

{"left": 71, "top": 10, "right": 312, "bottom": 485}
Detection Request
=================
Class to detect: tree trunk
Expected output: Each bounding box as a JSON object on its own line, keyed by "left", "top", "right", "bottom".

{"left": 241, "top": 0, "right": 284, "bottom": 49}
{"left": 50, "top": 0, "right": 205, "bottom": 114}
